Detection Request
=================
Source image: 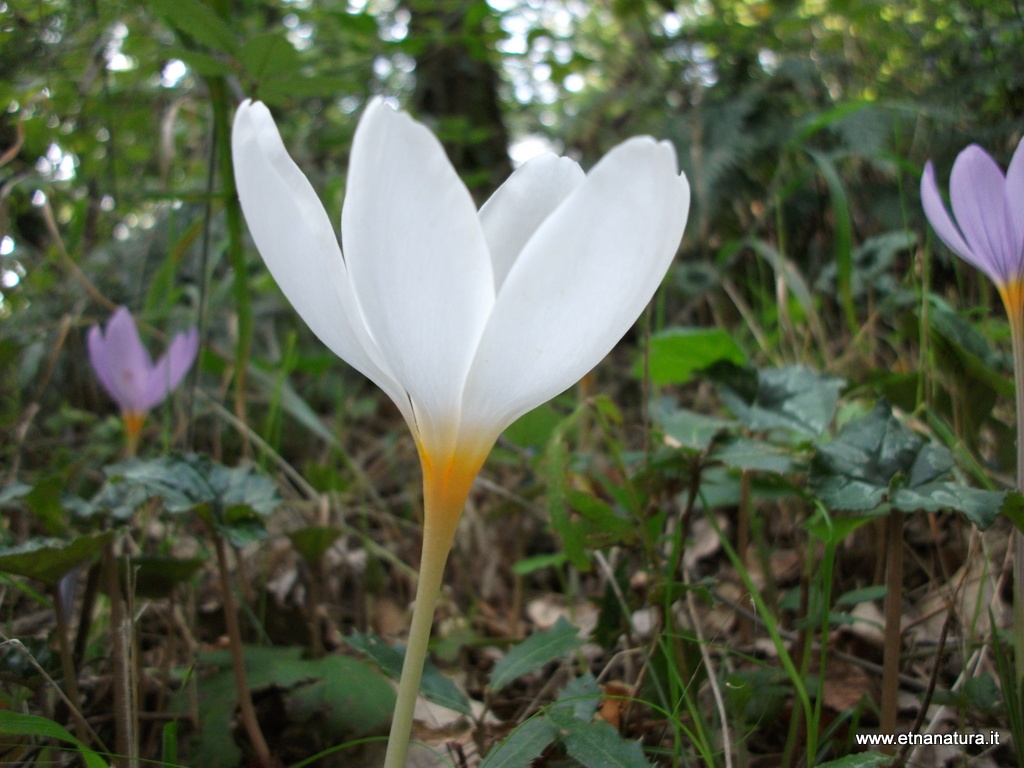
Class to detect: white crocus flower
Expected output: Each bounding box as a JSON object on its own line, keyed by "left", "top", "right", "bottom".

{"left": 232, "top": 96, "right": 689, "bottom": 768}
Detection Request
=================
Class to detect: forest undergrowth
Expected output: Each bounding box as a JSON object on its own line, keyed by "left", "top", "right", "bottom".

{"left": 3, "top": 2, "right": 1024, "bottom": 768}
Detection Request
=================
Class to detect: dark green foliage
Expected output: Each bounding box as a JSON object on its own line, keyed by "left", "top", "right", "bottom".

{"left": 172, "top": 645, "right": 395, "bottom": 768}
{"left": 488, "top": 616, "right": 583, "bottom": 692}
{"left": 810, "top": 401, "right": 1007, "bottom": 527}
{"left": 345, "top": 630, "right": 472, "bottom": 715}
{"left": 105, "top": 453, "right": 279, "bottom": 545}
{"left": 0, "top": 531, "right": 113, "bottom": 585}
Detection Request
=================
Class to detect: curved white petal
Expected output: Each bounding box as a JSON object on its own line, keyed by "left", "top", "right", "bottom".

{"left": 342, "top": 98, "right": 494, "bottom": 454}
{"left": 231, "top": 100, "right": 411, "bottom": 423}
{"left": 950, "top": 145, "right": 1015, "bottom": 283}
{"left": 478, "top": 153, "right": 585, "bottom": 290}
{"left": 461, "top": 137, "right": 690, "bottom": 434}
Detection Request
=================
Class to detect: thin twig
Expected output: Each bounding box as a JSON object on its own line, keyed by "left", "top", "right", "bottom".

{"left": 879, "top": 509, "right": 904, "bottom": 753}
{"left": 683, "top": 567, "right": 733, "bottom": 768}
{"left": 212, "top": 532, "right": 273, "bottom": 768}
{"left": 893, "top": 548, "right": 973, "bottom": 768}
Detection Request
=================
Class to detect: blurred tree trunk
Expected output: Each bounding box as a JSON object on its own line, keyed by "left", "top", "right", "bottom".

{"left": 406, "top": 0, "right": 511, "bottom": 200}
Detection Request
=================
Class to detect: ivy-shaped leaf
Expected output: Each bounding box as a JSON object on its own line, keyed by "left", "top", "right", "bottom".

{"left": 105, "top": 454, "right": 280, "bottom": 542}
{"left": 810, "top": 402, "right": 1006, "bottom": 528}
{"left": 0, "top": 531, "right": 114, "bottom": 585}
{"left": 712, "top": 363, "right": 845, "bottom": 437}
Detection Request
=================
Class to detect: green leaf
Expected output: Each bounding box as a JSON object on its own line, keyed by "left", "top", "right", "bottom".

{"left": 712, "top": 364, "right": 845, "bottom": 436}
{"left": 490, "top": 617, "right": 583, "bottom": 692}
{"left": 288, "top": 526, "right": 344, "bottom": 565}
{"left": 636, "top": 327, "right": 747, "bottom": 385}
{"left": 25, "top": 477, "right": 66, "bottom": 535}
{"left": 810, "top": 402, "right": 1005, "bottom": 527}
{"left": 81, "top": 480, "right": 153, "bottom": 521}
{"left": 892, "top": 483, "right": 1005, "bottom": 529}
{"left": 107, "top": 454, "right": 280, "bottom": 539}
{"left": 106, "top": 455, "right": 214, "bottom": 513}
{"left": 0, "top": 710, "right": 109, "bottom": 768}
{"left": 836, "top": 585, "right": 887, "bottom": 606}
{"left": 345, "top": 631, "right": 471, "bottom": 715}
{"left": 552, "top": 672, "right": 601, "bottom": 721}
{"left": 550, "top": 710, "right": 652, "bottom": 768}
{"left": 126, "top": 554, "right": 205, "bottom": 599}
{"left": 479, "top": 715, "right": 558, "bottom": 768}
{"left": 257, "top": 75, "right": 354, "bottom": 105}
{"left": 512, "top": 552, "right": 567, "bottom": 576}
{"left": 0, "top": 531, "right": 114, "bottom": 585}
{"left": 240, "top": 32, "right": 301, "bottom": 82}
{"left": 810, "top": 401, "right": 924, "bottom": 511}
{"left": 0, "top": 481, "right": 31, "bottom": 506}
{"left": 173, "top": 646, "right": 393, "bottom": 768}
{"left": 656, "top": 407, "right": 735, "bottom": 452}
{"left": 1004, "top": 492, "right": 1024, "bottom": 533}
{"left": 504, "top": 402, "right": 564, "bottom": 450}
{"left": 545, "top": 435, "right": 590, "bottom": 571}
{"left": 216, "top": 508, "right": 268, "bottom": 548}
{"left": 565, "top": 490, "right": 636, "bottom": 542}
{"left": 170, "top": 48, "right": 233, "bottom": 77}
{"left": 149, "top": 0, "right": 239, "bottom": 56}
{"left": 712, "top": 436, "right": 799, "bottom": 474}
{"left": 803, "top": 508, "right": 875, "bottom": 545}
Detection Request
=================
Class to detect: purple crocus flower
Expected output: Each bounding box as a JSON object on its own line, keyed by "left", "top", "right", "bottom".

{"left": 923, "top": 138, "right": 1024, "bottom": 684}
{"left": 921, "top": 138, "right": 1024, "bottom": 308}
{"left": 87, "top": 306, "right": 199, "bottom": 451}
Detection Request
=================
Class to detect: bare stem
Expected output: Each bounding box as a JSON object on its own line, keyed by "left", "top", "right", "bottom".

{"left": 1009, "top": 312, "right": 1024, "bottom": 685}
{"left": 879, "top": 508, "right": 904, "bottom": 753}
{"left": 105, "top": 544, "right": 137, "bottom": 768}
{"left": 213, "top": 532, "right": 273, "bottom": 768}
{"left": 52, "top": 581, "right": 85, "bottom": 743}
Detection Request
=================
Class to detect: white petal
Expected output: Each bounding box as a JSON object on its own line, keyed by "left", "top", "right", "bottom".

{"left": 341, "top": 98, "right": 494, "bottom": 454}
{"left": 231, "top": 100, "right": 410, "bottom": 422}
{"left": 462, "top": 137, "right": 690, "bottom": 434}
{"left": 478, "top": 153, "right": 584, "bottom": 290}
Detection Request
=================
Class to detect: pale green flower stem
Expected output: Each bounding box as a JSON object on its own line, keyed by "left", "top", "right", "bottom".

{"left": 383, "top": 454, "right": 474, "bottom": 768}
{"left": 382, "top": 523, "right": 455, "bottom": 768}
{"left": 1009, "top": 310, "right": 1024, "bottom": 685}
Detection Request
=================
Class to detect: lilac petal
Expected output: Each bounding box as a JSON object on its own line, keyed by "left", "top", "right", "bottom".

{"left": 949, "top": 145, "right": 1017, "bottom": 284}
{"left": 1003, "top": 138, "right": 1024, "bottom": 274}
{"left": 87, "top": 307, "right": 154, "bottom": 412}
{"left": 921, "top": 162, "right": 991, "bottom": 279}
{"left": 87, "top": 323, "right": 120, "bottom": 407}
{"left": 141, "top": 326, "right": 199, "bottom": 411}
